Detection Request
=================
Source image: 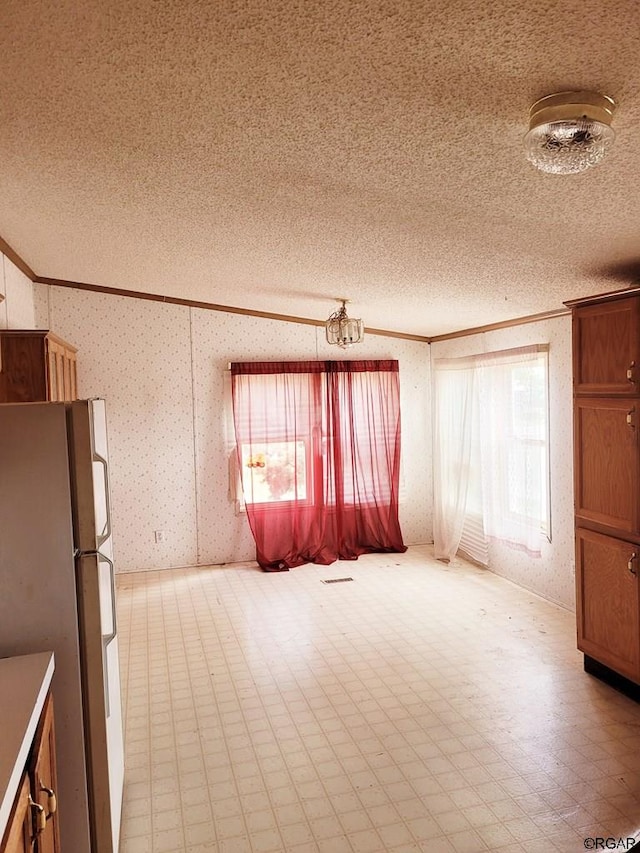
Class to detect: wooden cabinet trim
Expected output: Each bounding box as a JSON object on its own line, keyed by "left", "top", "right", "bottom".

{"left": 565, "top": 284, "right": 640, "bottom": 309}
{"left": 575, "top": 517, "right": 640, "bottom": 545}
{"left": 0, "top": 330, "right": 77, "bottom": 354}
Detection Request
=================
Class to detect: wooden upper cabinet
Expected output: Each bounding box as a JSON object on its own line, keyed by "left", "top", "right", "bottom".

{"left": 0, "top": 331, "right": 78, "bottom": 403}
{"left": 574, "top": 396, "right": 640, "bottom": 536}
{"left": 576, "top": 527, "right": 640, "bottom": 682}
{"left": 572, "top": 296, "right": 640, "bottom": 395}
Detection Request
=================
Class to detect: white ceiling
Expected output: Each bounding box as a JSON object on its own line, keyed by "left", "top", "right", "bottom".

{"left": 1, "top": 0, "right": 640, "bottom": 337}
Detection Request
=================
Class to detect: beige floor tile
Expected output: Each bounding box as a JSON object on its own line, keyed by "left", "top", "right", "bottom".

{"left": 117, "top": 546, "right": 640, "bottom": 852}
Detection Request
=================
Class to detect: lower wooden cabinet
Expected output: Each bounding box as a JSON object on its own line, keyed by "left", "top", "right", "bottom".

{"left": 1, "top": 775, "right": 31, "bottom": 853}
{"left": 0, "top": 693, "right": 60, "bottom": 853}
{"left": 576, "top": 527, "right": 640, "bottom": 683}
{"left": 29, "top": 694, "right": 60, "bottom": 853}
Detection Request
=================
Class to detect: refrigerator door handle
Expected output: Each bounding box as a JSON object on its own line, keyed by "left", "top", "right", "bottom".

{"left": 93, "top": 451, "right": 112, "bottom": 547}
{"left": 98, "top": 551, "right": 117, "bottom": 718}
{"left": 98, "top": 551, "right": 118, "bottom": 647}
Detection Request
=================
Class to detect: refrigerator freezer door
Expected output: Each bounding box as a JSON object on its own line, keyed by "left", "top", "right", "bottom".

{"left": 67, "top": 399, "right": 112, "bottom": 554}
{"left": 76, "top": 552, "right": 124, "bottom": 853}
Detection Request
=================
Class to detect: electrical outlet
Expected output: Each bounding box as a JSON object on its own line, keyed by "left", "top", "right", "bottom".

{"left": 154, "top": 530, "right": 166, "bottom": 543}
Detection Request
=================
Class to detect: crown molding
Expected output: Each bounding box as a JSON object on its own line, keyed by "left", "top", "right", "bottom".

{"left": 563, "top": 285, "right": 640, "bottom": 308}
{"left": 428, "top": 307, "right": 571, "bottom": 342}
{"left": 0, "top": 232, "right": 602, "bottom": 342}
{"left": 0, "top": 236, "right": 36, "bottom": 281}
{"left": 35, "top": 276, "right": 431, "bottom": 343}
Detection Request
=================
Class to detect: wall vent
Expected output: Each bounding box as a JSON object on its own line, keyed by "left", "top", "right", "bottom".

{"left": 459, "top": 513, "right": 489, "bottom": 566}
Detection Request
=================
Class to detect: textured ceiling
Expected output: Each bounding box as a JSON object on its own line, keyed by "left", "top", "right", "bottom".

{"left": 1, "top": 0, "right": 640, "bottom": 336}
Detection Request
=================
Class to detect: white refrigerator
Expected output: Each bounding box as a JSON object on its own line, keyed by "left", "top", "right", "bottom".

{"left": 0, "top": 399, "right": 124, "bottom": 853}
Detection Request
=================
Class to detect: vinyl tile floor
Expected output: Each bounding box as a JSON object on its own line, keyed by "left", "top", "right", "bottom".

{"left": 116, "top": 545, "right": 640, "bottom": 853}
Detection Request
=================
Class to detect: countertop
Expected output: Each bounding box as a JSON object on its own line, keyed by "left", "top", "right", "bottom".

{"left": 0, "top": 651, "right": 55, "bottom": 841}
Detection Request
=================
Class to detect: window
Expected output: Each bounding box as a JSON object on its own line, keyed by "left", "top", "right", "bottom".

{"left": 240, "top": 439, "right": 309, "bottom": 504}
{"left": 434, "top": 345, "right": 550, "bottom": 562}
{"left": 477, "top": 349, "right": 550, "bottom": 544}
{"left": 230, "top": 360, "right": 406, "bottom": 571}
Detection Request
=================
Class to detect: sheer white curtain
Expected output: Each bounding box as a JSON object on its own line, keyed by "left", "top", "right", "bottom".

{"left": 433, "top": 345, "right": 549, "bottom": 563}
{"left": 433, "top": 362, "right": 477, "bottom": 561}
{"left": 476, "top": 347, "right": 549, "bottom": 557}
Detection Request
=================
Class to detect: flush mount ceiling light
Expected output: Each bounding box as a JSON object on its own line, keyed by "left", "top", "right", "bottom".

{"left": 325, "top": 298, "right": 364, "bottom": 348}
{"left": 524, "top": 91, "right": 616, "bottom": 174}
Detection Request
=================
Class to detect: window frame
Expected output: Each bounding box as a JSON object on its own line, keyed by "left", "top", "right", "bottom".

{"left": 239, "top": 436, "right": 314, "bottom": 509}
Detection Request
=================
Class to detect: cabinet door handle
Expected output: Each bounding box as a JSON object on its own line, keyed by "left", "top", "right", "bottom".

{"left": 627, "top": 408, "right": 636, "bottom": 428}
{"left": 29, "top": 795, "right": 47, "bottom": 834}
{"left": 629, "top": 553, "right": 637, "bottom": 575}
{"left": 40, "top": 781, "right": 57, "bottom": 816}
{"left": 627, "top": 361, "right": 637, "bottom": 383}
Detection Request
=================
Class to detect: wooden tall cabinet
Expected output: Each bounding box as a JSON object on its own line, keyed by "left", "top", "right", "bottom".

{"left": 569, "top": 292, "right": 640, "bottom": 688}
{"left": 0, "top": 330, "right": 78, "bottom": 403}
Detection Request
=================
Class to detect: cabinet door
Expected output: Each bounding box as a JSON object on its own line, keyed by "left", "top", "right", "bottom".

{"left": 576, "top": 528, "right": 640, "bottom": 682}
{"left": 0, "top": 774, "right": 31, "bottom": 853}
{"left": 29, "top": 694, "right": 60, "bottom": 853}
{"left": 574, "top": 397, "right": 640, "bottom": 534}
{"left": 0, "top": 334, "right": 48, "bottom": 402}
{"left": 573, "top": 297, "right": 640, "bottom": 395}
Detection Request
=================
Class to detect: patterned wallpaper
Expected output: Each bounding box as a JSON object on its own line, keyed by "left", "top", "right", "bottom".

{"left": 192, "top": 313, "right": 431, "bottom": 566}
{"left": 45, "top": 286, "right": 199, "bottom": 571}
{"left": 33, "top": 281, "right": 50, "bottom": 329}
{"left": 0, "top": 251, "right": 35, "bottom": 329}
{"left": 41, "top": 284, "right": 432, "bottom": 572}
{"left": 9, "top": 259, "right": 572, "bottom": 609}
{"left": 430, "top": 316, "right": 575, "bottom": 610}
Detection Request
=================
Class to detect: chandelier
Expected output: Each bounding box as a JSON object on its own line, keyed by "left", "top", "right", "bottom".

{"left": 325, "top": 299, "right": 364, "bottom": 348}
{"left": 524, "top": 91, "right": 616, "bottom": 174}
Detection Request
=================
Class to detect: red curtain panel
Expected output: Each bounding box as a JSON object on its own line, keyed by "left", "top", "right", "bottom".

{"left": 230, "top": 360, "right": 406, "bottom": 571}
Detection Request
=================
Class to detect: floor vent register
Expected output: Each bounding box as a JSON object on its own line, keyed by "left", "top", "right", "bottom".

{"left": 321, "top": 577, "right": 354, "bottom": 584}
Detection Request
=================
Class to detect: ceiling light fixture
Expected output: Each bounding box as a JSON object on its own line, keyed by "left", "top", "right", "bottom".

{"left": 325, "top": 298, "right": 364, "bottom": 348}
{"left": 524, "top": 91, "right": 616, "bottom": 174}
